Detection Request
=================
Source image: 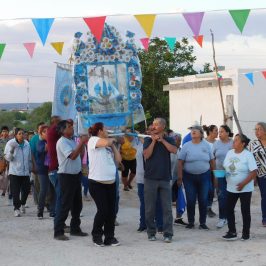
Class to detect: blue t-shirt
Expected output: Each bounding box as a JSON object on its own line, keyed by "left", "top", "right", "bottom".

{"left": 36, "top": 139, "right": 48, "bottom": 175}
{"left": 213, "top": 139, "right": 233, "bottom": 170}
{"left": 143, "top": 136, "right": 175, "bottom": 181}
{"left": 178, "top": 140, "right": 214, "bottom": 174}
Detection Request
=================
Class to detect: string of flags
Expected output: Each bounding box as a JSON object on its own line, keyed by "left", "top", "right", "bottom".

{"left": 243, "top": 71, "right": 266, "bottom": 86}
{"left": 0, "top": 9, "right": 257, "bottom": 59}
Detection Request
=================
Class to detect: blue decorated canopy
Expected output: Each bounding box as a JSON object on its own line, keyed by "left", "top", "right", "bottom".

{"left": 72, "top": 24, "right": 144, "bottom": 132}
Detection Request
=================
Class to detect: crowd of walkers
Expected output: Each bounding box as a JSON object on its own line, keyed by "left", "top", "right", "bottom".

{"left": 0, "top": 117, "right": 266, "bottom": 246}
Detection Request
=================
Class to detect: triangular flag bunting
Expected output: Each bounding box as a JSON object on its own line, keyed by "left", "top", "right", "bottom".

{"left": 140, "top": 38, "right": 150, "bottom": 51}
{"left": 135, "top": 14, "right": 156, "bottom": 38}
{"left": 165, "top": 37, "right": 176, "bottom": 52}
{"left": 83, "top": 16, "right": 106, "bottom": 43}
{"left": 262, "top": 71, "right": 266, "bottom": 79}
{"left": 32, "top": 18, "right": 55, "bottom": 46}
{"left": 51, "top": 42, "right": 64, "bottom": 55}
{"left": 229, "top": 9, "right": 250, "bottom": 33}
{"left": 193, "top": 35, "right": 203, "bottom": 48}
{"left": 183, "top": 12, "right": 205, "bottom": 36}
{"left": 245, "top": 72, "right": 254, "bottom": 86}
{"left": 0, "top": 43, "right": 6, "bottom": 59}
{"left": 23, "top": 43, "right": 36, "bottom": 58}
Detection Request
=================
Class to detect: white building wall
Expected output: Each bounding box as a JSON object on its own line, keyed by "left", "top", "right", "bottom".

{"left": 168, "top": 69, "right": 238, "bottom": 138}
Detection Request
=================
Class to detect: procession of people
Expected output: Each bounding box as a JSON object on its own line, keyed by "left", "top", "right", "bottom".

{"left": 0, "top": 119, "right": 266, "bottom": 246}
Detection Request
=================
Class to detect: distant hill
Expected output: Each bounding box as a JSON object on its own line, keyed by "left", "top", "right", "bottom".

{"left": 0, "top": 103, "right": 44, "bottom": 111}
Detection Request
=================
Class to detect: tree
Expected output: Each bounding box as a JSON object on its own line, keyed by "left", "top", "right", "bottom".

{"left": 200, "top": 63, "right": 213, "bottom": 74}
{"left": 26, "top": 102, "right": 52, "bottom": 130}
{"left": 138, "top": 37, "right": 197, "bottom": 126}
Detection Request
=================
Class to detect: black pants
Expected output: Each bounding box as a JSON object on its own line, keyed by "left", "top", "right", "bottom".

{"left": 54, "top": 173, "right": 82, "bottom": 237}
{"left": 10, "top": 175, "right": 30, "bottom": 210}
{"left": 227, "top": 191, "right": 252, "bottom": 235}
{"left": 89, "top": 179, "right": 116, "bottom": 242}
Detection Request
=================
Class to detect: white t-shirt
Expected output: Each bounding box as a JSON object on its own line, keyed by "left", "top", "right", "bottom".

{"left": 223, "top": 149, "right": 257, "bottom": 193}
{"left": 87, "top": 136, "right": 116, "bottom": 182}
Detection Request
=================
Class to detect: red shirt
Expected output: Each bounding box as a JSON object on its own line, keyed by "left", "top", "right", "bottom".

{"left": 47, "top": 124, "right": 60, "bottom": 172}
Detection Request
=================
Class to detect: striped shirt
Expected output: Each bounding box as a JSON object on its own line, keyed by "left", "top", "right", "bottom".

{"left": 248, "top": 140, "right": 266, "bottom": 178}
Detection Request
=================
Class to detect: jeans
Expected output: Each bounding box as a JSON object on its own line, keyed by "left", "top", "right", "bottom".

{"left": 183, "top": 170, "right": 211, "bottom": 225}
{"left": 217, "top": 178, "right": 227, "bottom": 219}
{"left": 9, "top": 175, "right": 30, "bottom": 210}
{"left": 49, "top": 170, "right": 60, "bottom": 217}
{"left": 207, "top": 175, "right": 215, "bottom": 208}
{"left": 81, "top": 175, "right": 89, "bottom": 196}
{"left": 144, "top": 179, "right": 173, "bottom": 237}
{"left": 38, "top": 174, "right": 50, "bottom": 213}
{"left": 54, "top": 173, "right": 83, "bottom": 237}
{"left": 137, "top": 183, "right": 163, "bottom": 229}
{"left": 89, "top": 179, "right": 116, "bottom": 242}
{"left": 226, "top": 191, "right": 252, "bottom": 235}
{"left": 257, "top": 177, "right": 266, "bottom": 222}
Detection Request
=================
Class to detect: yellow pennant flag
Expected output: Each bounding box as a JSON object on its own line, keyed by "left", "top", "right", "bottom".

{"left": 51, "top": 42, "right": 64, "bottom": 55}
{"left": 134, "top": 14, "right": 156, "bottom": 37}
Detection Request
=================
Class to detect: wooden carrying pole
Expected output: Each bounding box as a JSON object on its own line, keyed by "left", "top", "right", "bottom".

{"left": 210, "top": 29, "right": 227, "bottom": 124}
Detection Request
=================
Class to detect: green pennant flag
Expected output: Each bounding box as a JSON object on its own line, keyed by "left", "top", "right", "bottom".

{"left": 229, "top": 9, "right": 250, "bottom": 33}
{"left": 0, "top": 43, "right": 6, "bottom": 59}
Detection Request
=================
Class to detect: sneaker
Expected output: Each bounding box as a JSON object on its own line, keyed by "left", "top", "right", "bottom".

{"left": 174, "top": 218, "right": 188, "bottom": 226}
{"left": 216, "top": 219, "right": 227, "bottom": 228}
{"left": 93, "top": 239, "right": 105, "bottom": 247}
{"left": 163, "top": 236, "right": 172, "bottom": 243}
{"left": 148, "top": 235, "right": 157, "bottom": 241}
{"left": 199, "top": 224, "right": 209, "bottom": 230}
{"left": 207, "top": 208, "right": 216, "bottom": 218}
{"left": 137, "top": 226, "right": 147, "bottom": 232}
{"left": 128, "top": 184, "right": 133, "bottom": 189}
{"left": 14, "top": 209, "right": 21, "bottom": 217}
{"left": 186, "top": 224, "right": 195, "bottom": 229}
{"left": 37, "top": 212, "right": 43, "bottom": 219}
{"left": 1, "top": 192, "right": 5, "bottom": 197}
{"left": 241, "top": 234, "right": 250, "bottom": 241}
{"left": 123, "top": 187, "right": 129, "bottom": 191}
{"left": 54, "top": 234, "right": 69, "bottom": 241}
{"left": 222, "top": 232, "right": 237, "bottom": 241}
{"left": 21, "top": 205, "right": 26, "bottom": 214}
{"left": 104, "top": 237, "right": 120, "bottom": 247}
{"left": 70, "top": 231, "right": 88, "bottom": 237}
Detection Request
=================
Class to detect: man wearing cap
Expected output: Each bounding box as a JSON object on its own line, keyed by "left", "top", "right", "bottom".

{"left": 177, "top": 124, "right": 215, "bottom": 230}
{"left": 143, "top": 117, "right": 177, "bottom": 243}
{"left": 54, "top": 120, "right": 88, "bottom": 240}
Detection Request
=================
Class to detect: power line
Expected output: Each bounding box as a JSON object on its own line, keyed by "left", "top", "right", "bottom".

{"left": 0, "top": 73, "right": 54, "bottom": 79}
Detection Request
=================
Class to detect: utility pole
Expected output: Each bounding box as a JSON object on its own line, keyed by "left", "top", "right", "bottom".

{"left": 210, "top": 29, "right": 226, "bottom": 124}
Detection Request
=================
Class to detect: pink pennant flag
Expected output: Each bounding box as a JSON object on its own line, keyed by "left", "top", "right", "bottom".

{"left": 83, "top": 16, "right": 106, "bottom": 43}
{"left": 23, "top": 42, "right": 36, "bottom": 58}
{"left": 193, "top": 35, "right": 203, "bottom": 48}
{"left": 262, "top": 71, "right": 266, "bottom": 79}
{"left": 140, "top": 38, "right": 150, "bottom": 51}
{"left": 183, "top": 12, "right": 205, "bottom": 36}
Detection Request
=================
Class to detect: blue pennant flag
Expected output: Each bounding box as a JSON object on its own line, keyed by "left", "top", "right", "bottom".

{"left": 245, "top": 72, "right": 254, "bottom": 86}
{"left": 32, "top": 18, "right": 55, "bottom": 46}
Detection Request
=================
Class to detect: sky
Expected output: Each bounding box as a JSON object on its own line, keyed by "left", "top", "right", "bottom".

{"left": 0, "top": 0, "right": 266, "bottom": 103}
